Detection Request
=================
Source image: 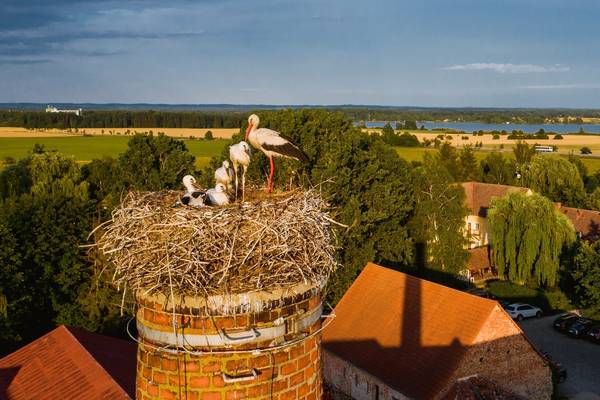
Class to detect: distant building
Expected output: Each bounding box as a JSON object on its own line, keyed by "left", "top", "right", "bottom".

{"left": 46, "top": 105, "right": 83, "bottom": 116}
{"left": 462, "top": 182, "right": 532, "bottom": 249}
{"left": 0, "top": 325, "right": 136, "bottom": 399}
{"left": 322, "top": 263, "right": 552, "bottom": 400}
{"left": 461, "top": 182, "right": 600, "bottom": 280}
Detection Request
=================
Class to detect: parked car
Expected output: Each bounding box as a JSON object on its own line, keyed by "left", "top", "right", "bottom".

{"left": 568, "top": 318, "right": 593, "bottom": 338}
{"left": 553, "top": 313, "right": 580, "bottom": 332}
{"left": 504, "top": 303, "right": 542, "bottom": 321}
{"left": 585, "top": 325, "right": 600, "bottom": 343}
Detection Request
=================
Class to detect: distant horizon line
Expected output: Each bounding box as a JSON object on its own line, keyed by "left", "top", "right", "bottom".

{"left": 1, "top": 102, "right": 600, "bottom": 111}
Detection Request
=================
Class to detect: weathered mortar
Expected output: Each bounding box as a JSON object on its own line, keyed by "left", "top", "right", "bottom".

{"left": 135, "top": 282, "right": 324, "bottom": 400}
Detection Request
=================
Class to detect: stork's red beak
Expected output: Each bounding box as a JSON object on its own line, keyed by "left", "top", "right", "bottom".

{"left": 245, "top": 123, "right": 252, "bottom": 140}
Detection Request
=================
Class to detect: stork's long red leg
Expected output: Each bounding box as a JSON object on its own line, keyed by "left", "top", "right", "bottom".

{"left": 267, "top": 156, "right": 275, "bottom": 193}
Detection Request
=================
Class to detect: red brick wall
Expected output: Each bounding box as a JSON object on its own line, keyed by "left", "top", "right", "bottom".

{"left": 442, "top": 306, "right": 552, "bottom": 400}
{"left": 135, "top": 287, "right": 323, "bottom": 400}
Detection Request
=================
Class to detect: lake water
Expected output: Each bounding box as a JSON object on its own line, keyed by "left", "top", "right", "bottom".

{"left": 361, "top": 121, "right": 600, "bottom": 134}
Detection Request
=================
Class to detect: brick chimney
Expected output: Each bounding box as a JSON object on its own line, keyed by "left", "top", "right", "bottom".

{"left": 135, "top": 283, "right": 324, "bottom": 400}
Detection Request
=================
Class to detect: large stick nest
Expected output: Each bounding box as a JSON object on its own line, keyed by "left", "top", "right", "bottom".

{"left": 93, "top": 189, "right": 338, "bottom": 297}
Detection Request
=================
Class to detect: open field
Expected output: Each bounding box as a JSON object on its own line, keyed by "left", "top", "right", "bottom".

{"left": 395, "top": 146, "right": 600, "bottom": 174}
{"left": 0, "top": 136, "right": 228, "bottom": 169}
{"left": 0, "top": 127, "right": 238, "bottom": 139}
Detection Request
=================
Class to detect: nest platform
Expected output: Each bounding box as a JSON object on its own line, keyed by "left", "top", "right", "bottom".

{"left": 94, "top": 189, "right": 338, "bottom": 297}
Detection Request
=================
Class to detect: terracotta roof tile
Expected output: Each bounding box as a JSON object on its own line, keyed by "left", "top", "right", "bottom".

{"left": 462, "top": 182, "right": 530, "bottom": 217}
{"left": 323, "top": 263, "right": 499, "bottom": 399}
{"left": 559, "top": 206, "right": 600, "bottom": 241}
{"left": 0, "top": 325, "right": 136, "bottom": 400}
{"left": 467, "top": 246, "right": 491, "bottom": 271}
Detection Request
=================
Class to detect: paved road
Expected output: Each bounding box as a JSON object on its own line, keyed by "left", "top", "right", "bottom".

{"left": 519, "top": 316, "right": 600, "bottom": 400}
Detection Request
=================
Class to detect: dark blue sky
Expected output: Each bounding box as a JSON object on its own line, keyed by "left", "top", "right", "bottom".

{"left": 1, "top": 0, "right": 599, "bottom": 107}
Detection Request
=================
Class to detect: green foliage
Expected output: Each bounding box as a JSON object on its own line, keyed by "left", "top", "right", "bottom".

{"left": 204, "top": 130, "right": 214, "bottom": 140}
{"left": 0, "top": 222, "right": 24, "bottom": 342}
{"left": 410, "top": 154, "right": 469, "bottom": 272}
{"left": 0, "top": 135, "right": 198, "bottom": 353}
{"left": 513, "top": 141, "right": 535, "bottom": 165}
{"left": 486, "top": 280, "right": 572, "bottom": 312}
{"left": 117, "top": 133, "right": 195, "bottom": 191}
{"left": 488, "top": 192, "right": 576, "bottom": 286}
{"left": 0, "top": 151, "right": 94, "bottom": 349}
{"left": 458, "top": 145, "right": 479, "bottom": 181}
{"left": 571, "top": 241, "right": 600, "bottom": 313}
{"left": 553, "top": 134, "right": 563, "bottom": 140}
{"left": 581, "top": 146, "right": 592, "bottom": 154}
{"left": 480, "top": 152, "right": 516, "bottom": 185}
{"left": 524, "top": 155, "right": 587, "bottom": 207}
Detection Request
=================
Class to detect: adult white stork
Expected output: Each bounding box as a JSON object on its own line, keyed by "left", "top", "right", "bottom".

{"left": 179, "top": 175, "right": 205, "bottom": 207}
{"left": 205, "top": 183, "right": 230, "bottom": 206}
{"left": 245, "top": 114, "right": 308, "bottom": 193}
{"left": 214, "top": 160, "right": 234, "bottom": 190}
{"left": 229, "top": 141, "right": 251, "bottom": 201}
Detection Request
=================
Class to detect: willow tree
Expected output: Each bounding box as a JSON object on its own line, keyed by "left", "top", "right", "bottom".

{"left": 488, "top": 192, "right": 575, "bottom": 286}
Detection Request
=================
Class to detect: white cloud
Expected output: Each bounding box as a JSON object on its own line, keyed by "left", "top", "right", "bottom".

{"left": 442, "top": 63, "right": 570, "bottom": 74}
{"left": 517, "top": 83, "right": 600, "bottom": 90}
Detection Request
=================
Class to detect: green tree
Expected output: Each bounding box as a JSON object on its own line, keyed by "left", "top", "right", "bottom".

{"left": 513, "top": 141, "right": 535, "bottom": 165}
{"left": 480, "top": 152, "right": 515, "bottom": 185}
{"left": 524, "top": 155, "right": 587, "bottom": 207}
{"left": 458, "top": 145, "right": 479, "bottom": 181}
{"left": 580, "top": 146, "right": 592, "bottom": 155}
{"left": 0, "top": 222, "right": 24, "bottom": 347}
{"left": 118, "top": 133, "right": 195, "bottom": 191}
{"left": 488, "top": 192, "right": 575, "bottom": 286}
{"left": 410, "top": 154, "right": 469, "bottom": 272}
{"left": 404, "top": 120, "right": 418, "bottom": 130}
{"left": 0, "top": 152, "right": 94, "bottom": 348}
{"left": 572, "top": 241, "right": 600, "bottom": 313}
{"left": 204, "top": 130, "right": 214, "bottom": 140}
{"left": 435, "top": 143, "right": 460, "bottom": 181}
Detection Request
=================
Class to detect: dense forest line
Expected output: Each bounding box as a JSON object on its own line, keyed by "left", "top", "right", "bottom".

{"left": 0, "top": 110, "right": 247, "bottom": 129}
{"left": 1, "top": 107, "right": 600, "bottom": 129}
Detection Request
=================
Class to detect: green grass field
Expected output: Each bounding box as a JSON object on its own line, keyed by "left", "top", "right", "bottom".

{"left": 0, "top": 136, "right": 228, "bottom": 169}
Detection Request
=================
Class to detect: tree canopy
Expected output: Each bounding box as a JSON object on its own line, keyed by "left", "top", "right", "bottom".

{"left": 488, "top": 192, "right": 575, "bottom": 286}
{"left": 410, "top": 154, "right": 469, "bottom": 272}
{"left": 523, "top": 155, "right": 587, "bottom": 208}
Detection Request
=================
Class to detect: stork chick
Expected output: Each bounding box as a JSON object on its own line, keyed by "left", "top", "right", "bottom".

{"left": 178, "top": 174, "right": 205, "bottom": 207}
{"left": 229, "top": 141, "right": 251, "bottom": 201}
{"left": 215, "top": 160, "right": 234, "bottom": 190}
{"left": 205, "top": 183, "right": 230, "bottom": 206}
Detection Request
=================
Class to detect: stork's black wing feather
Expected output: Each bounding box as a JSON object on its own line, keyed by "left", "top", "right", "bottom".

{"left": 191, "top": 191, "right": 206, "bottom": 198}
{"left": 262, "top": 141, "right": 309, "bottom": 163}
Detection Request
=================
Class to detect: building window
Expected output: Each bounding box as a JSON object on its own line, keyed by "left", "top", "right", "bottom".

{"left": 474, "top": 223, "right": 480, "bottom": 231}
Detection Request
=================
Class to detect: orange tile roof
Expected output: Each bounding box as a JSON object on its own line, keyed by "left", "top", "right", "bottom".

{"left": 323, "top": 263, "right": 500, "bottom": 399}
{"left": 462, "top": 182, "right": 530, "bottom": 217}
{"left": 559, "top": 206, "right": 600, "bottom": 241}
{"left": 466, "top": 246, "right": 491, "bottom": 271}
{"left": 0, "top": 325, "right": 136, "bottom": 399}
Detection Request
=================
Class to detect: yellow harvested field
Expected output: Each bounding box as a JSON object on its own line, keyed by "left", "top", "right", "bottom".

{"left": 398, "top": 132, "right": 600, "bottom": 154}
{"left": 0, "top": 127, "right": 238, "bottom": 139}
